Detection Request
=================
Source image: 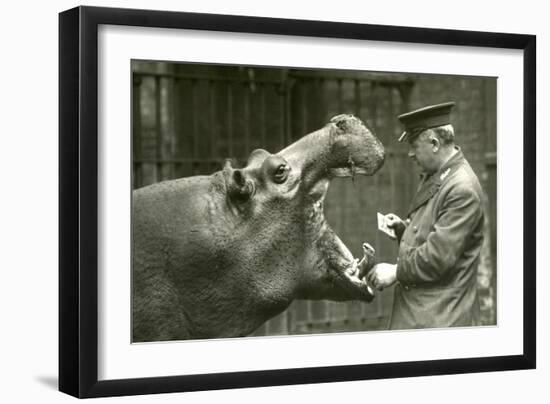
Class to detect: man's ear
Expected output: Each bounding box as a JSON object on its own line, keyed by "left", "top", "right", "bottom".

{"left": 429, "top": 133, "right": 440, "bottom": 152}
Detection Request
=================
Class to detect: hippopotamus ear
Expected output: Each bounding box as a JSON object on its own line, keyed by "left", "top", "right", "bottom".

{"left": 247, "top": 148, "right": 270, "bottom": 166}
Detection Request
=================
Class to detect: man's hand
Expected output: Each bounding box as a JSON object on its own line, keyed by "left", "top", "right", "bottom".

{"left": 366, "top": 263, "right": 397, "bottom": 291}
{"left": 384, "top": 213, "right": 406, "bottom": 241}
{"left": 384, "top": 213, "right": 402, "bottom": 228}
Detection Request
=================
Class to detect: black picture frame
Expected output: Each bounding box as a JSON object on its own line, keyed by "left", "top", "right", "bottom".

{"left": 59, "top": 5, "right": 536, "bottom": 399}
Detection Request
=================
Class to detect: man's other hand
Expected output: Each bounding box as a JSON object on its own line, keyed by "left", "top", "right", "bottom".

{"left": 366, "top": 263, "right": 397, "bottom": 291}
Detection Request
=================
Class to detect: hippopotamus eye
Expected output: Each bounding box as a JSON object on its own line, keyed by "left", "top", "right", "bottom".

{"left": 273, "top": 164, "right": 289, "bottom": 183}
{"left": 263, "top": 155, "right": 290, "bottom": 184}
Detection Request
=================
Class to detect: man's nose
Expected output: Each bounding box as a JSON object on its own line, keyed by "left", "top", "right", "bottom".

{"left": 408, "top": 149, "right": 415, "bottom": 158}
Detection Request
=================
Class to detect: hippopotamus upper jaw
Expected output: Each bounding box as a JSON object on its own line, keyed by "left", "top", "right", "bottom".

{"left": 278, "top": 114, "right": 385, "bottom": 188}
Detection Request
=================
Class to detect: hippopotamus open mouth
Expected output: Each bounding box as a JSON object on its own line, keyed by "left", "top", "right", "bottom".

{"left": 224, "top": 114, "right": 385, "bottom": 303}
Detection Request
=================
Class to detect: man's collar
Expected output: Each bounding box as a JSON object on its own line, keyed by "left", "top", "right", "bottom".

{"left": 436, "top": 146, "right": 463, "bottom": 182}
{"left": 407, "top": 147, "right": 464, "bottom": 216}
{"left": 420, "top": 146, "right": 463, "bottom": 182}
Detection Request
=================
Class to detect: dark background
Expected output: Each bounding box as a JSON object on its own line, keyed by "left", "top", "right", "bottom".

{"left": 132, "top": 60, "right": 497, "bottom": 336}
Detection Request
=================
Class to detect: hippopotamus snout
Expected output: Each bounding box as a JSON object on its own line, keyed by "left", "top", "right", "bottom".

{"left": 328, "top": 114, "right": 385, "bottom": 177}
{"left": 279, "top": 114, "right": 385, "bottom": 187}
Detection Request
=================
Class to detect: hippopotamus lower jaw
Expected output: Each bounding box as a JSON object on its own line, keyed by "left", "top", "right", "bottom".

{"left": 298, "top": 224, "right": 376, "bottom": 302}
{"left": 323, "top": 228, "right": 376, "bottom": 302}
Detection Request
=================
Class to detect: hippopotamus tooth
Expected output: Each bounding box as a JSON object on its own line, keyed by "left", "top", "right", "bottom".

{"left": 132, "top": 114, "right": 385, "bottom": 342}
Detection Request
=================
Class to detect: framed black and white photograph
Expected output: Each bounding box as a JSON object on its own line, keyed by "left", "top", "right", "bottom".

{"left": 130, "top": 60, "right": 497, "bottom": 343}
{"left": 59, "top": 6, "right": 536, "bottom": 399}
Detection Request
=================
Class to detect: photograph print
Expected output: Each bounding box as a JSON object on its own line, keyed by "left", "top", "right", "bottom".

{"left": 131, "top": 60, "right": 497, "bottom": 343}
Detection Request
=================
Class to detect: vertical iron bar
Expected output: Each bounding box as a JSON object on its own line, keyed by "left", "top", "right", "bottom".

{"left": 354, "top": 79, "right": 362, "bottom": 117}
{"left": 209, "top": 80, "right": 217, "bottom": 170}
{"left": 284, "top": 80, "right": 291, "bottom": 146}
{"left": 155, "top": 76, "right": 162, "bottom": 183}
{"left": 317, "top": 78, "right": 325, "bottom": 126}
{"left": 132, "top": 74, "right": 142, "bottom": 189}
{"left": 337, "top": 79, "right": 343, "bottom": 113}
{"left": 227, "top": 82, "right": 234, "bottom": 158}
{"left": 301, "top": 81, "right": 307, "bottom": 134}
{"left": 168, "top": 74, "right": 175, "bottom": 180}
{"left": 260, "top": 84, "right": 267, "bottom": 148}
{"left": 191, "top": 79, "right": 199, "bottom": 174}
{"left": 389, "top": 87, "right": 397, "bottom": 212}
{"left": 398, "top": 82, "right": 412, "bottom": 113}
{"left": 244, "top": 82, "right": 250, "bottom": 155}
{"left": 173, "top": 77, "right": 181, "bottom": 178}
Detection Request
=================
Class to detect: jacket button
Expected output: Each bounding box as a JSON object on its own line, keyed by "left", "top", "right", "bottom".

{"left": 413, "top": 226, "right": 418, "bottom": 232}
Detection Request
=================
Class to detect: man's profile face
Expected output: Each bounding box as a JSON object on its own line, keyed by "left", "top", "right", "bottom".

{"left": 407, "top": 132, "right": 438, "bottom": 173}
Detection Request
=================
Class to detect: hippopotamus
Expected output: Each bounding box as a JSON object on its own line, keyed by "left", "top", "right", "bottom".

{"left": 132, "top": 114, "right": 385, "bottom": 342}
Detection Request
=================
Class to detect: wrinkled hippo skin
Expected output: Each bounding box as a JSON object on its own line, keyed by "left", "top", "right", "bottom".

{"left": 133, "top": 114, "right": 385, "bottom": 342}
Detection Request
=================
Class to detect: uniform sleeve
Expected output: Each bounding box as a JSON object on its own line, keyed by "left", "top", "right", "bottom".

{"left": 396, "top": 184, "right": 483, "bottom": 285}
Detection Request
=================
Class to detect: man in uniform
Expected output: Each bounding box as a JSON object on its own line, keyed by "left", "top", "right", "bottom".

{"left": 365, "top": 102, "right": 485, "bottom": 329}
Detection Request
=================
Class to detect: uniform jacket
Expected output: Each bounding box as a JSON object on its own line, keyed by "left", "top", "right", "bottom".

{"left": 390, "top": 147, "right": 484, "bottom": 330}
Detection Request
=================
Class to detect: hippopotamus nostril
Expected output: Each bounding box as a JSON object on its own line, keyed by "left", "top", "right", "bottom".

{"left": 224, "top": 168, "right": 256, "bottom": 204}
{"left": 331, "top": 114, "right": 358, "bottom": 132}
